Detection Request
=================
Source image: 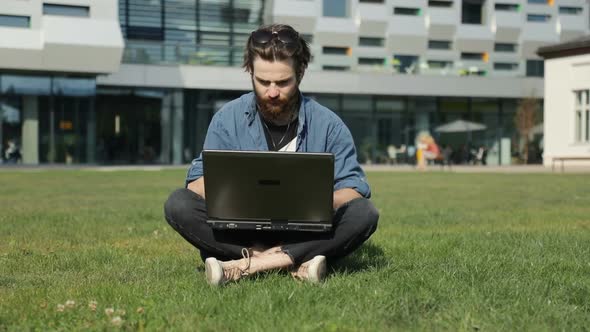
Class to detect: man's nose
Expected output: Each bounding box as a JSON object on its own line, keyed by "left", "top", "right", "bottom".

{"left": 267, "top": 85, "right": 279, "bottom": 98}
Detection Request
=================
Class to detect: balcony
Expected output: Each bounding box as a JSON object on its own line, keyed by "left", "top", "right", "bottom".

{"left": 427, "top": 6, "right": 459, "bottom": 39}
{"left": 521, "top": 19, "right": 559, "bottom": 57}
{"left": 357, "top": 2, "right": 388, "bottom": 35}
{"left": 271, "top": 0, "right": 318, "bottom": 34}
{"left": 455, "top": 24, "right": 494, "bottom": 52}
{"left": 558, "top": 13, "right": 588, "bottom": 42}
{"left": 314, "top": 18, "right": 358, "bottom": 46}
{"left": 387, "top": 15, "right": 427, "bottom": 54}
{"left": 493, "top": 11, "right": 523, "bottom": 42}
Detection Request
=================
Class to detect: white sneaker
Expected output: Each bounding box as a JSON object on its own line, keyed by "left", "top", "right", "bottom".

{"left": 204, "top": 249, "right": 251, "bottom": 286}
{"left": 291, "top": 255, "right": 327, "bottom": 283}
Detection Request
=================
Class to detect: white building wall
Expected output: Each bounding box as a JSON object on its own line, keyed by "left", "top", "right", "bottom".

{"left": 0, "top": 0, "right": 123, "bottom": 74}
{"left": 98, "top": 63, "right": 543, "bottom": 99}
{"left": 543, "top": 53, "right": 590, "bottom": 166}
{"left": 270, "top": 0, "right": 589, "bottom": 78}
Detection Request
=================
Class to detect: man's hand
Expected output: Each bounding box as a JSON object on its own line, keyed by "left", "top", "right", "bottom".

{"left": 333, "top": 188, "right": 361, "bottom": 210}
{"left": 187, "top": 177, "right": 206, "bottom": 199}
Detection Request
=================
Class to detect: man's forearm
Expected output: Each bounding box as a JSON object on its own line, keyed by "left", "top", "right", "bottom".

{"left": 333, "top": 188, "right": 362, "bottom": 210}
{"left": 187, "top": 177, "right": 206, "bottom": 199}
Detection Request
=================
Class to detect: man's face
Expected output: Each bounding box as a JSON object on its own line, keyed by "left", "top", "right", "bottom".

{"left": 252, "top": 57, "right": 300, "bottom": 122}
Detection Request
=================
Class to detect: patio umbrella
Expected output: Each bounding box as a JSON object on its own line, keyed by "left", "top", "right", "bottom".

{"left": 435, "top": 119, "right": 487, "bottom": 133}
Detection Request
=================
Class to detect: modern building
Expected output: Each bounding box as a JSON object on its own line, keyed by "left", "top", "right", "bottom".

{"left": 1, "top": 0, "right": 589, "bottom": 165}
{"left": 538, "top": 34, "right": 590, "bottom": 167}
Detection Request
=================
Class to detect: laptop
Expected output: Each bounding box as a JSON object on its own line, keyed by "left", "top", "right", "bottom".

{"left": 203, "top": 150, "right": 334, "bottom": 232}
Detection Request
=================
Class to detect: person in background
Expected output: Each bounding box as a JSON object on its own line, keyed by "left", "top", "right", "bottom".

{"left": 4, "top": 139, "right": 21, "bottom": 164}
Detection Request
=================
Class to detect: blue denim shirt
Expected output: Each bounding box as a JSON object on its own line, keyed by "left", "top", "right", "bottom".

{"left": 186, "top": 92, "right": 371, "bottom": 198}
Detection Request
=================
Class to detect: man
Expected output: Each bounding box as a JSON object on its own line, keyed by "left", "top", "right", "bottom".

{"left": 164, "top": 24, "right": 379, "bottom": 286}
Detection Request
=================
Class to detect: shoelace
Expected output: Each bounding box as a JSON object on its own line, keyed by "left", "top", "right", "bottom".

{"left": 224, "top": 248, "right": 251, "bottom": 281}
{"left": 291, "top": 263, "right": 309, "bottom": 280}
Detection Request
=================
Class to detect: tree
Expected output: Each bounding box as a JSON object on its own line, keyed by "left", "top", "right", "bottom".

{"left": 514, "top": 97, "right": 539, "bottom": 164}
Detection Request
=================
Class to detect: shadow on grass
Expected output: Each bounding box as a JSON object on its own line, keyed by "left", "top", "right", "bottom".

{"left": 329, "top": 241, "right": 389, "bottom": 275}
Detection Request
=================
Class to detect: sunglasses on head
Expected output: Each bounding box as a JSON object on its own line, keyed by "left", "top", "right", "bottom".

{"left": 251, "top": 29, "right": 299, "bottom": 49}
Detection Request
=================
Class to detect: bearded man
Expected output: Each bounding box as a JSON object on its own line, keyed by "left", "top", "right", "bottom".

{"left": 164, "top": 24, "right": 379, "bottom": 286}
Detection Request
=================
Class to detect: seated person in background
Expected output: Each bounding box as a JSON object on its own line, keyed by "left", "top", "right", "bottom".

{"left": 422, "top": 135, "right": 440, "bottom": 164}
{"left": 387, "top": 144, "right": 397, "bottom": 164}
{"left": 164, "top": 23, "right": 379, "bottom": 287}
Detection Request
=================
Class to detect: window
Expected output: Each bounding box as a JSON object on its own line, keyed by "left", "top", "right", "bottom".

{"left": 323, "top": 0, "right": 349, "bottom": 17}
{"left": 526, "top": 60, "right": 544, "bottom": 77}
{"left": 559, "top": 7, "right": 583, "bottom": 15}
{"left": 427, "top": 60, "right": 453, "bottom": 68}
{"left": 394, "top": 7, "right": 421, "bottom": 15}
{"left": 494, "top": 43, "right": 517, "bottom": 52}
{"left": 527, "top": 0, "right": 546, "bottom": 4}
{"left": 359, "top": 37, "right": 384, "bottom": 47}
{"left": 574, "top": 90, "right": 590, "bottom": 142}
{"left": 323, "top": 65, "right": 350, "bottom": 71}
{"left": 126, "top": 0, "right": 163, "bottom": 41}
{"left": 428, "top": 40, "right": 452, "bottom": 50}
{"left": 393, "top": 55, "right": 419, "bottom": 73}
{"left": 358, "top": 58, "right": 385, "bottom": 66}
{"left": 0, "top": 14, "right": 30, "bottom": 28}
{"left": 428, "top": 1, "right": 453, "bottom": 8}
{"left": 462, "top": 1, "right": 483, "bottom": 24}
{"left": 527, "top": 14, "right": 551, "bottom": 22}
{"left": 323, "top": 46, "right": 349, "bottom": 55}
{"left": 495, "top": 3, "right": 520, "bottom": 11}
{"left": 43, "top": 3, "right": 90, "bottom": 17}
{"left": 494, "top": 62, "right": 518, "bottom": 70}
{"left": 461, "top": 52, "right": 484, "bottom": 60}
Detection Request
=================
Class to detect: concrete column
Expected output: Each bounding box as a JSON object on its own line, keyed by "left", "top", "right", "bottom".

{"left": 160, "top": 94, "right": 171, "bottom": 164}
{"left": 86, "top": 98, "right": 96, "bottom": 164}
{"left": 171, "top": 90, "right": 184, "bottom": 165}
{"left": 415, "top": 111, "right": 430, "bottom": 134}
{"left": 22, "top": 96, "right": 39, "bottom": 164}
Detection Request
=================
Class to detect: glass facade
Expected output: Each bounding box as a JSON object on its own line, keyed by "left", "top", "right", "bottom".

{"left": 119, "top": 0, "right": 264, "bottom": 66}
{"left": 303, "top": 93, "right": 542, "bottom": 165}
{"left": 0, "top": 74, "right": 542, "bottom": 165}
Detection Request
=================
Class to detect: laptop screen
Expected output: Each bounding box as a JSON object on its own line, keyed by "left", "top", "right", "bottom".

{"left": 203, "top": 150, "right": 334, "bottom": 226}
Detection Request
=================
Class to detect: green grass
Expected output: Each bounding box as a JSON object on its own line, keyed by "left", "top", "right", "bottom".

{"left": 1, "top": 170, "right": 589, "bottom": 331}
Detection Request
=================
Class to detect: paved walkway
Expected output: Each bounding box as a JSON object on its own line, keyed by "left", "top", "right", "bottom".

{"left": 1, "top": 163, "right": 590, "bottom": 173}
{"left": 363, "top": 164, "right": 590, "bottom": 173}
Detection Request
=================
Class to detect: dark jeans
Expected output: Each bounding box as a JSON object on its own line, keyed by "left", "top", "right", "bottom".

{"left": 164, "top": 188, "right": 379, "bottom": 265}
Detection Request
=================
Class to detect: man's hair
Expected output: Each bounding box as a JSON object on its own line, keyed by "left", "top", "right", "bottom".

{"left": 242, "top": 24, "right": 311, "bottom": 82}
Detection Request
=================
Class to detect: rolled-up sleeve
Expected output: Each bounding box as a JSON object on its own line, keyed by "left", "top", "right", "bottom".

{"left": 185, "top": 111, "right": 234, "bottom": 186}
{"left": 327, "top": 123, "right": 371, "bottom": 198}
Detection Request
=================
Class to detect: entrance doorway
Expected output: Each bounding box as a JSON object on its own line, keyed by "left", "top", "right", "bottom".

{"left": 96, "top": 95, "right": 162, "bottom": 164}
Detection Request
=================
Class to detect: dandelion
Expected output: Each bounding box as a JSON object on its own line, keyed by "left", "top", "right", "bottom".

{"left": 111, "top": 316, "right": 123, "bottom": 327}
{"left": 39, "top": 302, "right": 48, "bottom": 309}
{"left": 56, "top": 304, "right": 65, "bottom": 312}
{"left": 105, "top": 307, "right": 114, "bottom": 316}
{"left": 88, "top": 301, "right": 97, "bottom": 311}
{"left": 136, "top": 307, "right": 144, "bottom": 314}
{"left": 153, "top": 230, "right": 159, "bottom": 237}
{"left": 65, "top": 300, "right": 76, "bottom": 308}
{"left": 115, "top": 309, "right": 126, "bottom": 316}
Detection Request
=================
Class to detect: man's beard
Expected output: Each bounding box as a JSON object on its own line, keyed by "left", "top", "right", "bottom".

{"left": 255, "top": 89, "right": 300, "bottom": 126}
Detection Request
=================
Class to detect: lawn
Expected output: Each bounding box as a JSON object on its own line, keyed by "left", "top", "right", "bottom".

{"left": 1, "top": 169, "right": 589, "bottom": 331}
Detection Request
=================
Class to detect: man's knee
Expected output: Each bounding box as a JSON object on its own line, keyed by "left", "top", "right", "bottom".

{"left": 347, "top": 197, "right": 379, "bottom": 235}
{"left": 164, "top": 188, "right": 200, "bottom": 225}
